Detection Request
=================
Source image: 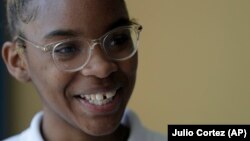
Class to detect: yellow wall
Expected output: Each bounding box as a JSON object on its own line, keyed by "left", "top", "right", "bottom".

{"left": 8, "top": 0, "right": 250, "bottom": 135}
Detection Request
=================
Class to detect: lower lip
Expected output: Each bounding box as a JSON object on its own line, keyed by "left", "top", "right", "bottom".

{"left": 76, "top": 92, "right": 122, "bottom": 115}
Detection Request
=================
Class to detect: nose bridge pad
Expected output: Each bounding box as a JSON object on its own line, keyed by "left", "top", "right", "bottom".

{"left": 84, "top": 41, "right": 107, "bottom": 68}
{"left": 90, "top": 38, "right": 103, "bottom": 49}
{"left": 80, "top": 40, "right": 118, "bottom": 77}
{"left": 90, "top": 41, "right": 99, "bottom": 50}
{"left": 89, "top": 40, "right": 106, "bottom": 57}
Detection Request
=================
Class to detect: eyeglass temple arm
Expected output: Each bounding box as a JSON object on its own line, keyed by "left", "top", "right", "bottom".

{"left": 16, "top": 36, "right": 49, "bottom": 52}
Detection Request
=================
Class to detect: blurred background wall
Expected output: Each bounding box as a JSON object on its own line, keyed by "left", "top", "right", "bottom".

{"left": 127, "top": 0, "right": 250, "bottom": 134}
{"left": 1, "top": 0, "right": 250, "bottom": 139}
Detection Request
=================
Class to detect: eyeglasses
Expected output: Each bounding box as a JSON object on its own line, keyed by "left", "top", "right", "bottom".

{"left": 17, "top": 24, "right": 142, "bottom": 72}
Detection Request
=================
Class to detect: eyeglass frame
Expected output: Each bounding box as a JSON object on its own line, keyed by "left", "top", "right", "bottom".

{"left": 15, "top": 23, "right": 143, "bottom": 72}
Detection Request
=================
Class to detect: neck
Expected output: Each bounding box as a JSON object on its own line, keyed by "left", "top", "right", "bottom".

{"left": 41, "top": 109, "right": 129, "bottom": 141}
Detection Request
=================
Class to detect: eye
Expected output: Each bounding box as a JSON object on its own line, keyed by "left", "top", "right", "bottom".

{"left": 55, "top": 45, "right": 78, "bottom": 54}
{"left": 54, "top": 40, "right": 82, "bottom": 54}
{"left": 104, "top": 32, "right": 132, "bottom": 53}
{"left": 53, "top": 41, "right": 83, "bottom": 61}
{"left": 109, "top": 33, "right": 130, "bottom": 46}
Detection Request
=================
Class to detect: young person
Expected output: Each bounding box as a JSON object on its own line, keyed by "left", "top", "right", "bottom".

{"left": 2, "top": 0, "right": 166, "bottom": 140}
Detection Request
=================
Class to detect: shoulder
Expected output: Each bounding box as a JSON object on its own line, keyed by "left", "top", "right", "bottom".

{"left": 122, "top": 109, "right": 167, "bottom": 141}
{"left": 3, "top": 128, "right": 29, "bottom": 141}
{"left": 3, "top": 112, "right": 44, "bottom": 141}
{"left": 3, "top": 135, "right": 18, "bottom": 141}
{"left": 4, "top": 110, "right": 167, "bottom": 141}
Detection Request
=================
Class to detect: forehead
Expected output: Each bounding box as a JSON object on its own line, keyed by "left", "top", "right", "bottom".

{"left": 39, "top": 0, "right": 127, "bottom": 19}
{"left": 23, "top": 0, "right": 128, "bottom": 40}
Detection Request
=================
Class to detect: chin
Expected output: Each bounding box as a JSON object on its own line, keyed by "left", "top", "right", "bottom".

{"left": 74, "top": 109, "right": 124, "bottom": 137}
{"left": 83, "top": 121, "right": 120, "bottom": 136}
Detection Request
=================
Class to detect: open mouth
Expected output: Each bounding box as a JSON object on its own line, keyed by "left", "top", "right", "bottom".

{"left": 75, "top": 89, "right": 117, "bottom": 106}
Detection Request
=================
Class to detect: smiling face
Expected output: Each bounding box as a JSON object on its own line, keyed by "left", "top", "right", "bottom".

{"left": 18, "top": 0, "right": 137, "bottom": 138}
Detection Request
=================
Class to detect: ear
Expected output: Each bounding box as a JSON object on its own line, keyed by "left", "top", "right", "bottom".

{"left": 2, "top": 41, "right": 31, "bottom": 82}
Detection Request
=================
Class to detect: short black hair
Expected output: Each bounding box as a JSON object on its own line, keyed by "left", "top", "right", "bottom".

{"left": 6, "top": 0, "right": 39, "bottom": 39}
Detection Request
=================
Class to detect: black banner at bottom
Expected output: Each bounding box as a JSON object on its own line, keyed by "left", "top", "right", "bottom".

{"left": 168, "top": 125, "right": 250, "bottom": 141}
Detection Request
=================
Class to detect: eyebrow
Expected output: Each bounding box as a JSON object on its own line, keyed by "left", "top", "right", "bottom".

{"left": 43, "top": 29, "right": 81, "bottom": 39}
{"left": 106, "top": 18, "right": 135, "bottom": 31}
{"left": 43, "top": 18, "right": 135, "bottom": 40}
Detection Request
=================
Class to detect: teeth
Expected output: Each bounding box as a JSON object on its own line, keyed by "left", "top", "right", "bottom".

{"left": 96, "top": 101, "right": 102, "bottom": 105}
{"left": 89, "top": 98, "right": 113, "bottom": 106}
{"left": 96, "top": 94, "right": 104, "bottom": 101}
{"left": 89, "top": 100, "right": 94, "bottom": 104}
{"left": 106, "top": 91, "right": 115, "bottom": 98}
{"left": 77, "top": 89, "right": 117, "bottom": 106}
{"left": 85, "top": 95, "right": 91, "bottom": 100}
{"left": 79, "top": 90, "right": 117, "bottom": 106}
{"left": 91, "top": 95, "right": 96, "bottom": 100}
{"left": 80, "top": 94, "right": 85, "bottom": 99}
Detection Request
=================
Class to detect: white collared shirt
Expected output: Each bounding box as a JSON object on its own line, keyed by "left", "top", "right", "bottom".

{"left": 4, "top": 109, "right": 166, "bottom": 141}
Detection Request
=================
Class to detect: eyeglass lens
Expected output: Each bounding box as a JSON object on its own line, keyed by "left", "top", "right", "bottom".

{"left": 52, "top": 26, "right": 140, "bottom": 71}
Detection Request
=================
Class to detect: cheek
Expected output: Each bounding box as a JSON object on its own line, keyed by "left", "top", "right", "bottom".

{"left": 27, "top": 53, "right": 76, "bottom": 120}
{"left": 120, "top": 54, "right": 138, "bottom": 77}
{"left": 25, "top": 49, "right": 70, "bottom": 98}
{"left": 119, "top": 55, "right": 138, "bottom": 94}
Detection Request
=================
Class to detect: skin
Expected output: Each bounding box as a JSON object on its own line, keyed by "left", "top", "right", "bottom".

{"left": 2, "top": 0, "right": 138, "bottom": 141}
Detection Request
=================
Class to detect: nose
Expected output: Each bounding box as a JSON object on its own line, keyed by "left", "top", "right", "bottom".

{"left": 80, "top": 45, "right": 118, "bottom": 78}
